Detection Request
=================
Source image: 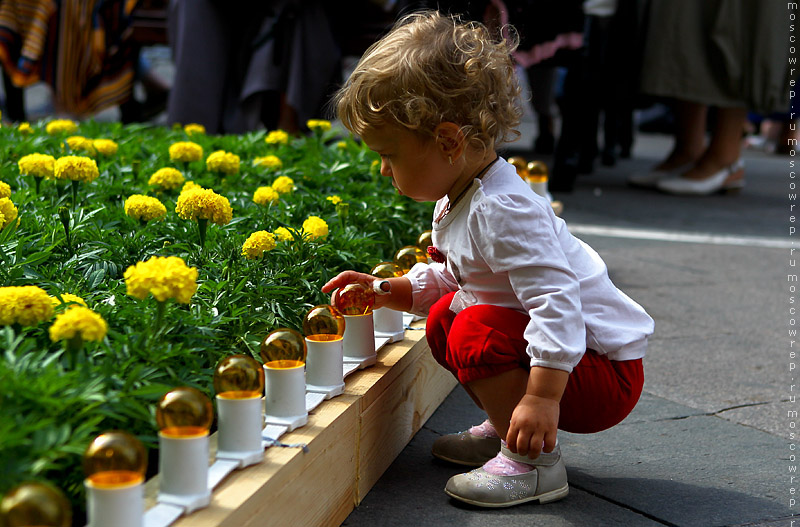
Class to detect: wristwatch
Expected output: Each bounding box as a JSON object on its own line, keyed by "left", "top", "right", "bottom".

{"left": 373, "top": 279, "right": 391, "bottom": 295}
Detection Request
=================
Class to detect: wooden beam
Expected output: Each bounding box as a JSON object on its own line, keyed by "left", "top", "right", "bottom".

{"left": 144, "top": 320, "right": 457, "bottom": 526}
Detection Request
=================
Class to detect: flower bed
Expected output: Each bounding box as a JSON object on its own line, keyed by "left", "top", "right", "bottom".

{"left": 0, "top": 118, "right": 432, "bottom": 517}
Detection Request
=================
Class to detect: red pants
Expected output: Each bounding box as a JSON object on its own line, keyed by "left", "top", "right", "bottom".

{"left": 426, "top": 292, "right": 644, "bottom": 434}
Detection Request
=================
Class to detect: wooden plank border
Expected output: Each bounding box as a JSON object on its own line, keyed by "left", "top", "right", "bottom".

{"left": 144, "top": 320, "right": 457, "bottom": 527}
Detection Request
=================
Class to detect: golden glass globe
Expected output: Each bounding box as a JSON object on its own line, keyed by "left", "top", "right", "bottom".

{"left": 260, "top": 327, "right": 307, "bottom": 366}
{"left": 303, "top": 305, "right": 345, "bottom": 341}
{"left": 507, "top": 156, "right": 529, "bottom": 179}
{"left": 526, "top": 160, "right": 549, "bottom": 183}
{"left": 156, "top": 387, "right": 213, "bottom": 438}
{"left": 83, "top": 431, "right": 147, "bottom": 488}
{"left": 371, "top": 261, "right": 404, "bottom": 279}
{"left": 332, "top": 282, "right": 375, "bottom": 316}
{"left": 214, "top": 355, "right": 265, "bottom": 399}
{"left": 0, "top": 482, "right": 71, "bottom": 527}
{"left": 394, "top": 245, "right": 427, "bottom": 274}
{"left": 416, "top": 230, "right": 432, "bottom": 253}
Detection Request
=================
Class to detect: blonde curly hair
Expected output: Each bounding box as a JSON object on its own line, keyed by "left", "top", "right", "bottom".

{"left": 335, "top": 11, "right": 522, "bottom": 153}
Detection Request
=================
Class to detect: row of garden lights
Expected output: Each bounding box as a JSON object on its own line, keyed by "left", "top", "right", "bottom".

{"left": 0, "top": 234, "right": 433, "bottom": 527}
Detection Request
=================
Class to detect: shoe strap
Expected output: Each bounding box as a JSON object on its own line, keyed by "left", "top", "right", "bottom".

{"left": 500, "top": 444, "right": 560, "bottom": 467}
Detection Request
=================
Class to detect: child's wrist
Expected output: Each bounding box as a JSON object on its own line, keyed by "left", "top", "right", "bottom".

{"left": 526, "top": 366, "right": 569, "bottom": 402}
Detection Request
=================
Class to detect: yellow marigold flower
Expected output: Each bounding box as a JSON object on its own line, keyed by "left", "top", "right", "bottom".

{"left": 253, "top": 186, "right": 280, "bottom": 206}
{"left": 175, "top": 187, "right": 233, "bottom": 225}
{"left": 49, "top": 306, "right": 107, "bottom": 342}
{"left": 242, "top": 230, "right": 277, "bottom": 259}
{"left": 371, "top": 159, "right": 380, "bottom": 170}
{"left": 253, "top": 155, "right": 282, "bottom": 170}
{"left": 274, "top": 226, "right": 296, "bottom": 242}
{"left": 169, "top": 141, "right": 203, "bottom": 162}
{"left": 307, "top": 119, "right": 332, "bottom": 132}
{"left": 66, "top": 136, "right": 96, "bottom": 155}
{"left": 124, "top": 256, "right": 199, "bottom": 304}
{"left": 45, "top": 119, "right": 78, "bottom": 135}
{"left": 272, "top": 175, "right": 294, "bottom": 194}
{"left": 184, "top": 123, "right": 206, "bottom": 136}
{"left": 206, "top": 150, "right": 240, "bottom": 174}
{"left": 18, "top": 122, "right": 33, "bottom": 134}
{"left": 54, "top": 156, "right": 100, "bottom": 183}
{"left": 149, "top": 167, "right": 185, "bottom": 190}
{"left": 336, "top": 141, "right": 347, "bottom": 150}
{"left": 125, "top": 195, "right": 167, "bottom": 222}
{"left": 181, "top": 181, "right": 202, "bottom": 193}
{"left": 50, "top": 293, "right": 87, "bottom": 308}
{"left": 0, "top": 285, "right": 54, "bottom": 326}
{"left": 0, "top": 198, "right": 18, "bottom": 229}
{"left": 93, "top": 139, "right": 118, "bottom": 156}
{"left": 326, "top": 195, "right": 342, "bottom": 205}
{"left": 18, "top": 153, "right": 55, "bottom": 179}
{"left": 0, "top": 181, "right": 10, "bottom": 199}
{"left": 302, "top": 216, "right": 329, "bottom": 240}
{"left": 265, "top": 129, "right": 289, "bottom": 145}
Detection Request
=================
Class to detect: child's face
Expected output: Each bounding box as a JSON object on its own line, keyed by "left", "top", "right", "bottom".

{"left": 361, "top": 125, "right": 456, "bottom": 203}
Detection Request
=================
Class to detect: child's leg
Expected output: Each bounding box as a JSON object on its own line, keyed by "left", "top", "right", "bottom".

{"left": 465, "top": 368, "right": 528, "bottom": 440}
{"left": 427, "top": 293, "right": 508, "bottom": 466}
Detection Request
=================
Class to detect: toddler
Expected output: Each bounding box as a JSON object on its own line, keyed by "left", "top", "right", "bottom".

{"left": 322, "top": 10, "right": 654, "bottom": 508}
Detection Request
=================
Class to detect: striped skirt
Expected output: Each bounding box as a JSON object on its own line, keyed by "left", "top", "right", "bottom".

{"left": 0, "top": 0, "right": 139, "bottom": 116}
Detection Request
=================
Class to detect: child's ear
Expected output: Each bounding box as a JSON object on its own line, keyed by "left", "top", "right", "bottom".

{"left": 434, "top": 122, "right": 465, "bottom": 160}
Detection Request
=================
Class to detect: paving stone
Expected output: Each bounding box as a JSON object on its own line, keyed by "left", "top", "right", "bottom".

{"left": 559, "top": 393, "right": 790, "bottom": 526}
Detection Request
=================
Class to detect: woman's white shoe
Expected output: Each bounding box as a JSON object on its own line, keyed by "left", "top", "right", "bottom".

{"left": 656, "top": 159, "right": 745, "bottom": 196}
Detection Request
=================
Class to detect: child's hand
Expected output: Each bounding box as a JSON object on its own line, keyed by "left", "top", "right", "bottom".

{"left": 505, "top": 366, "right": 568, "bottom": 459}
{"left": 322, "top": 271, "right": 413, "bottom": 312}
{"left": 322, "top": 270, "right": 389, "bottom": 310}
{"left": 506, "top": 394, "right": 560, "bottom": 459}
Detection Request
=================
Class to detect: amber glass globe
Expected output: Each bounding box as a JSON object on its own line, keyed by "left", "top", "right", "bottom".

{"left": 303, "top": 305, "right": 345, "bottom": 341}
{"left": 416, "top": 230, "right": 432, "bottom": 253}
{"left": 371, "top": 261, "right": 404, "bottom": 279}
{"left": 0, "top": 482, "right": 71, "bottom": 527}
{"left": 214, "top": 355, "right": 265, "bottom": 399}
{"left": 260, "top": 327, "right": 307, "bottom": 367}
{"left": 332, "top": 282, "right": 375, "bottom": 316}
{"left": 507, "top": 156, "right": 529, "bottom": 179}
{"left": 156, "top": 387, "right": 214, "bottom": 438}
{"left": 83, "top": 431, "right": 147, "bottom": 488}
{"left": 394, "top": 246, "right": 427, "bottom": 274}
{"left": 526, "top": 160, "right": 548, "bottom": 183}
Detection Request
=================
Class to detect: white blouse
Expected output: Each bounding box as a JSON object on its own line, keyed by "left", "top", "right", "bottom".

{"left": 406, "top": 158, "right": 654, "bottom": 373}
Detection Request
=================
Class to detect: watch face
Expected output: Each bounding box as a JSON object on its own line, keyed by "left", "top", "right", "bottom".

{"left": 374, "top": 280, "right": 391, "bottom": 295}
